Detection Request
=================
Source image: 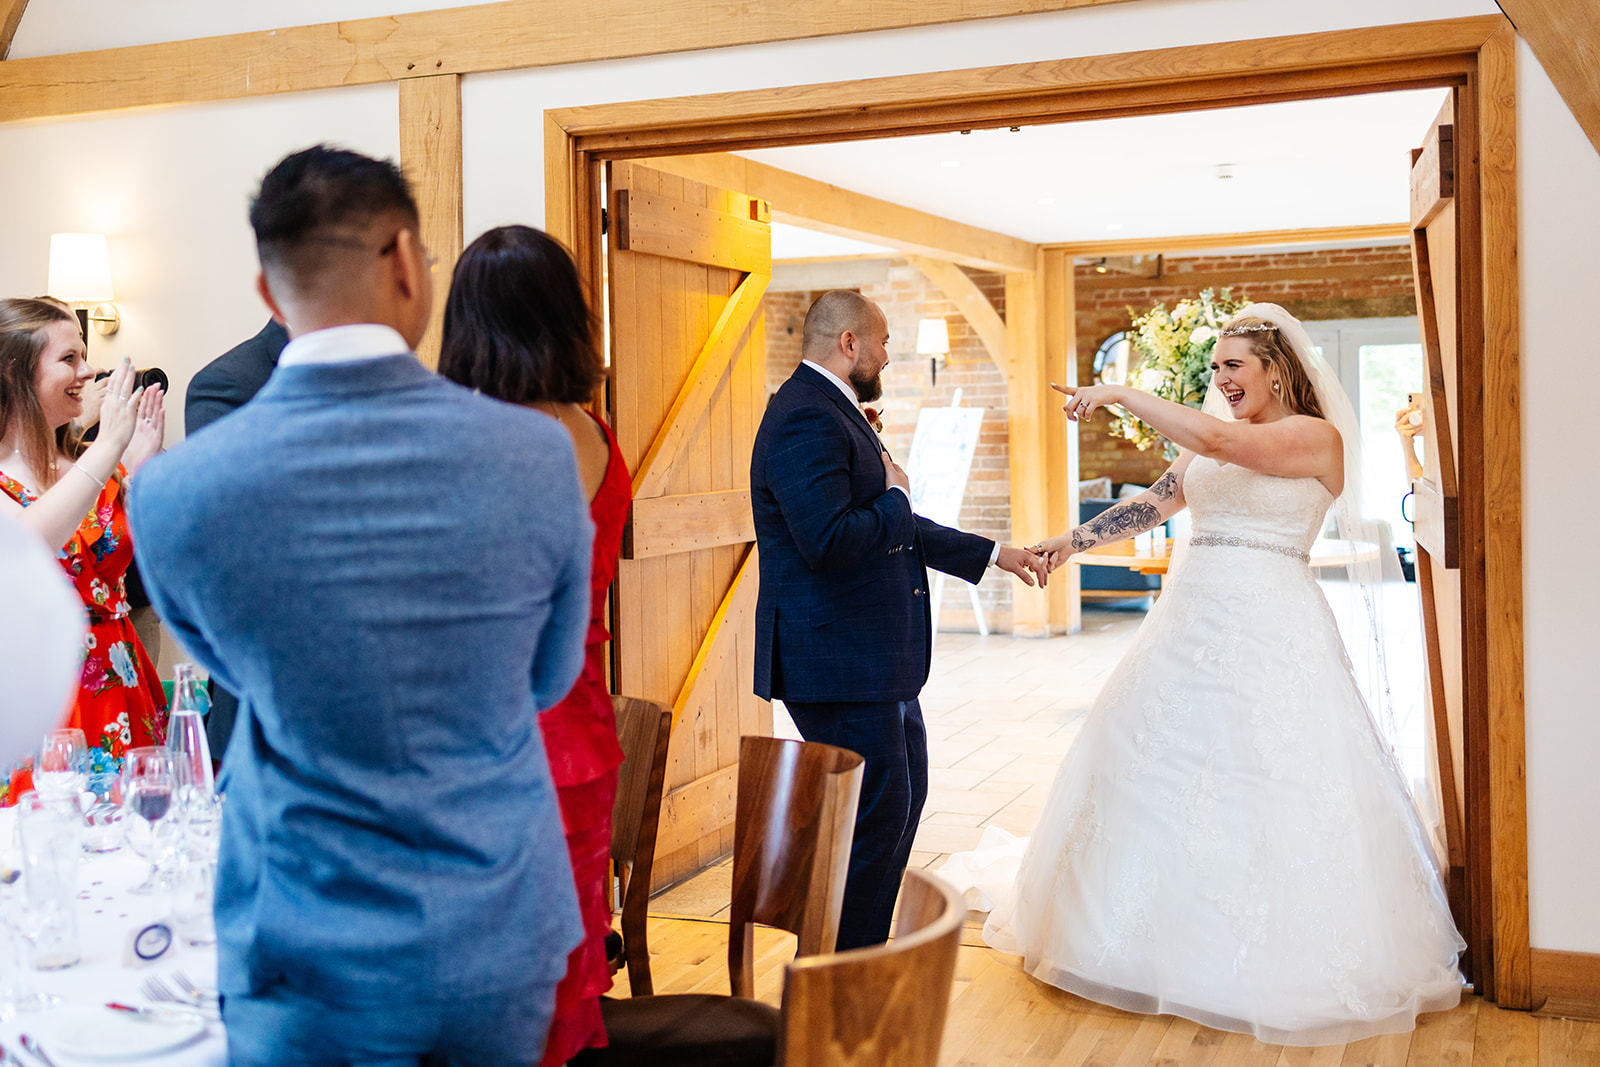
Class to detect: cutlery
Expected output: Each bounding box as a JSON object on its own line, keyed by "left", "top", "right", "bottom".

{"left": 171, "top": 970, "right": 220, "bottom": 1003}
{"left": 141, "top": 974, "right": 208, "bottom": 1007}
{"left": 107, "top": 1001, "right": 210, "bottom": 1024}
{"left": 19, "top": 1034, "right": 59, "bottom": 1067}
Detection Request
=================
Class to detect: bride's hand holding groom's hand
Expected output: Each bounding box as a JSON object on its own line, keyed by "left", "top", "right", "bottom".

{"left": 994, "top": 544, "right": 1049, "bottom": 587}
{"left": 1029, "top": 533, "right": 1078, "bottom": 574}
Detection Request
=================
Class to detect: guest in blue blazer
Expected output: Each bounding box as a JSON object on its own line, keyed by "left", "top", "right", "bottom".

{"left": 750, "top": 289, "right": 1045, "bottom": 949}
{"left": 129, "top": 146, "right": 591, "bottom": 1066}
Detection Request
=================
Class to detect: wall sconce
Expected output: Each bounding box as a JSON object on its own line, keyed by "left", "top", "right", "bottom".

{"left": 48, "top": 233, "right": 121, "bottom": 337}
{"left": 917, "top": 317, "right": 950, "bottom": 387}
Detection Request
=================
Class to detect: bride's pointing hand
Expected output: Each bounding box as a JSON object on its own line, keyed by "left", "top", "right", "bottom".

{"left": 1051, "top": 382, "right": 1124, "bottom": 422}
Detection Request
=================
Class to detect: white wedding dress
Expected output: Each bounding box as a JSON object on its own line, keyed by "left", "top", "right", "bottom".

{"left": 957, "top": 456, "right": 1465, "bottom": 1046}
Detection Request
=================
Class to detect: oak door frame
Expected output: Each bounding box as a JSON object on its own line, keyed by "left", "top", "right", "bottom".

{"left": 545, "top": 13, "right": 1528, "bottom": 1007}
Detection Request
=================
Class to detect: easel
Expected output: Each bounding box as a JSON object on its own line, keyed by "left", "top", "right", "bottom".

{"left": 906, "top": 389, "right": 987, "bottom": 641}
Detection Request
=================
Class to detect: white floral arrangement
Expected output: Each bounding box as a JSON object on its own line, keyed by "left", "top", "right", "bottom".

{"left": 1110, "top": 288, "right": 1250, "bottom": 458}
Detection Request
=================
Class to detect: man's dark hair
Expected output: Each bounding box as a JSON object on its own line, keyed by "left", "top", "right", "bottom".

{"left": 437, "top": 225, "right": 604, "bottom": 405}
{"left": 249, "top": 145, "right": 420, "bottom": 288}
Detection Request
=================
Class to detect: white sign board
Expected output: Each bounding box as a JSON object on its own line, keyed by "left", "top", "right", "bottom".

{"left": 907, "top": 405, "right": 984, "bottom": 526}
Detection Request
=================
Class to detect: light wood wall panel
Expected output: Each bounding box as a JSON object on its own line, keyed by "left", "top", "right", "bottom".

{"left": 0, "top": 0, "right": 28, "bottom": 60}
{"left": 641, "top": 153, "right": 1036, "bottom": 273}
{"left": 1477, "top": 23, "right": 1530, "bottom": 1009}
{"left": 1496, "top": 0, "right": 1600, "bottom": 161}
{"left": 0, "top": 0, "right": 1147, "bottom": 124}
{"left": 398, "top": 73, "right": 463, "bottom": 368}
{"left": 608, "top": 162, "right": 769, "bottom": 886}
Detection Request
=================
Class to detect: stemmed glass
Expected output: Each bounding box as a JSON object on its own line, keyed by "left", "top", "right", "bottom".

{"left": 120, "top": 747, "right": 176, "bottom": 895}
{"left": 0, "top": 812, "right": 63, "bottom": 1015}
{"left": 35, "top": 728, "right": 87, "bottom": 803}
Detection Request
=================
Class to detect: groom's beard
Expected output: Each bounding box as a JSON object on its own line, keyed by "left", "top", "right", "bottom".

{"left": 850, "top": 367, "right": 883, "bottom": 404}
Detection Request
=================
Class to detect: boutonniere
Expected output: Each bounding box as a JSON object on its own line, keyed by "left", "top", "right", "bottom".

{"left": 862, "top": 407, "right": 884, "bottom": 433}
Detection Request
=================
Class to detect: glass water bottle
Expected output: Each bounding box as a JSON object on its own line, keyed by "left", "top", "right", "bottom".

{"left": 166, "top": 663, "right": 215, "bottom": 804}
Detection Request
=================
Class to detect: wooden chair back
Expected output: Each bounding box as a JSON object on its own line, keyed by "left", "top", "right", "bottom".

{"left": 778, "top": 869, "right": 965, "bottom": 1067}
{"left": 609, "top": 694, "right": 672, "bottom": 996}
{"left": 727, "top": 735, "right": 864, "bottom": 998}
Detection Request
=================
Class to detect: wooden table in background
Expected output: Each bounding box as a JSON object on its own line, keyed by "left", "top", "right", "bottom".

{"left": 1070, "top": 539, "right": 1173, "bottom": 601}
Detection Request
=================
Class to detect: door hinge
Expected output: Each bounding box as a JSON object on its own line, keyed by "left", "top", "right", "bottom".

{"left": 600, "top": 207, "right": 608, "bottom": 236}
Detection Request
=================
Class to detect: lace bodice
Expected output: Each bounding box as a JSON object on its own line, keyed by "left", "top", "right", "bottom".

{"left": 1183, "top": 456, "right": 1332, "bottom": 553}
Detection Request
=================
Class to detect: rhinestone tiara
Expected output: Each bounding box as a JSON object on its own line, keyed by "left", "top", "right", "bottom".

{"left": 1221, "top": 322, "right": 1278, "bottom": 336}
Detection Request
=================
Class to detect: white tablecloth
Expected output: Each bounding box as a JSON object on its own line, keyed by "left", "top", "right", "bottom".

{"left": 0, "top": 810, "right": 226, "bottom": 1065}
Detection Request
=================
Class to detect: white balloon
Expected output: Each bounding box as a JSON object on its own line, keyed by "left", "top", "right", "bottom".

{"left": 0, "top": 511, "right": 84, "bottom": 766}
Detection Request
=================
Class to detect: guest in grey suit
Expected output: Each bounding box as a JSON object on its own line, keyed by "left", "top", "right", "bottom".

{"left": 129, "top": 146, "right": 590, "bottom": 1066}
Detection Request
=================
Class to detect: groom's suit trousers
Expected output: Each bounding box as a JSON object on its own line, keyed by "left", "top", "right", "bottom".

{"left": 784, "top": 697, "right": 928, "bottom": 951}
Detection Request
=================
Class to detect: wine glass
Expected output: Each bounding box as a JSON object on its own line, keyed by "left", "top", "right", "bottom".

{"left": 0, "top": 817, "right": 61, "bottom": 1016}
{"left": 35, "top": 728, "right": 87, "bottom": 803}
{"left": 120, "top": 747, "right": 175, "bottom": 895}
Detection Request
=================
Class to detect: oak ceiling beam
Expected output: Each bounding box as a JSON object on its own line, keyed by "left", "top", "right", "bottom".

{"left": 1495, "top": 0, "right": 1600, "bottom": 159}
{"left": 0, "top": 0, "right": 28, "bottom": 61}
{"left": 639, "top": 153, "right": 1037, "bottom": 274}
{"left": 906, "top": 255, "right": 1007, "bottom": 371}
{"left": 1045, "top": 223, "right": 1410, "bottom": 257}
{"left": 0, "top": 0, "right": 1147, "bottom": 125}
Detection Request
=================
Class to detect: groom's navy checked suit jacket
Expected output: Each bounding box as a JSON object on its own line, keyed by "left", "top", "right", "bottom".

{"left": 751, "top": 362, "right": 992, "bottom": 705}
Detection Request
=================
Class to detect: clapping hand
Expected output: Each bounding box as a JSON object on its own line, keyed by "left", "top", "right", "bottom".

{"left": 121, "top": 384, "right": 167, "bottom": 477}
{"left": 76, "top": 373, "right": 110, "bottom": 430}
{"left": 995, "top": 544, "right": 1049, "bottom": 587}
{"left": 92, "top": 360, "right": 144, "bottom": 452}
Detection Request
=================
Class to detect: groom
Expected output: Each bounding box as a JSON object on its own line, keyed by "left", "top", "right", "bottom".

{"left": 750, "top": 289, "right": 1043, "bottom": 949}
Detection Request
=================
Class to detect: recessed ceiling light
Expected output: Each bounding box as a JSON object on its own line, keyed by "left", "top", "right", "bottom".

{"left": 940, "top": 160, "right": 962, "bottom": 168}
{"left": 1037, "top": 197, "right": 1056, "bottom": 205}
{"left": 1106, "top": 223, "right": 1124, "bottom": 231}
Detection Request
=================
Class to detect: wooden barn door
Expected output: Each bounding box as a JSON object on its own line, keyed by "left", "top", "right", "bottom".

{"left": 606, "top": 161, "right": 773, "bottom": 887}
{"left": 1409, "top": 104, "right": 1474, "bottom": 980}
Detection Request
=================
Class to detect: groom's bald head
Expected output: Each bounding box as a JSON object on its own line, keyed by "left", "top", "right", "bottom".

{"left": 802, "top": 290, "right": 881, "bottom": 361}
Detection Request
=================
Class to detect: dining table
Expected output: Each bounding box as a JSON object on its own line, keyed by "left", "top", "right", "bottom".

{"left": 0, "top": 808, "right": 225, "bottom": 1066}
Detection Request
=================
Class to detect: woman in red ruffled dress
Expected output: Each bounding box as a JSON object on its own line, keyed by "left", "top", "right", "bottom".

{"left": 0, "top": 298, "right": 169, "bottom": 796}
{"left": 439, "top": 227, "right": 630, "bottom": 1064}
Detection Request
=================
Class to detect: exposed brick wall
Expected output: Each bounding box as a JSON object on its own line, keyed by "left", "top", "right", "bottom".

{"left": 1075, "top": 243, "right": 1415, "bottom": 487}
{"left": 756, "top": 244, "right": 1414, "bottom": 631}
{"left": 762, "top": 264, "right": 1015, "bottom": 630}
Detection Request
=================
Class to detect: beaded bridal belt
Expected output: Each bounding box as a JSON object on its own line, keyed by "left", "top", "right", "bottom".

{"left": 1188, "top": 534, "right": 1309, "bottom": 562}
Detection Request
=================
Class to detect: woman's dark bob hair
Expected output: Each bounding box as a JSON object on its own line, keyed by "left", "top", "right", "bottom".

{"left": 438, "top": 225, "right": 604, "bottom": 404}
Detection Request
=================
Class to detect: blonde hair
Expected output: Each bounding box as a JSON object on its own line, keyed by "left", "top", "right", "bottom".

{"left": 1219, "top": 315, "right": 1325, "bottom": 420}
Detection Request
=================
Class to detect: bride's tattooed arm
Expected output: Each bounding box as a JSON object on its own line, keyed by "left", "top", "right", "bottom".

{"left": 1032, "top": 454, "right": 1195, "bottom": 571}
{"left": 1069, "top": 499, "right": 1163, "bottom": 552}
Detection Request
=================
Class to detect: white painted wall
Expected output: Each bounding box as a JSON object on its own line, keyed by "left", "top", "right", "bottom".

{"left": 1515, "top": 38, "right": 1600, "bottom": 956}
{"left": 0, "top": 85, "right": 399, "bottom": 435}
{"left": 5, "top": 0, "right": 482, "bottom": 58}
{"left": 7, "top": 0, "right": 1598, "bottom": 953}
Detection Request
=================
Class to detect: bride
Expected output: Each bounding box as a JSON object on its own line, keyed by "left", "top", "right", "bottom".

{"left": 963, "top": 303, "right": 1464, "bottom": 1046}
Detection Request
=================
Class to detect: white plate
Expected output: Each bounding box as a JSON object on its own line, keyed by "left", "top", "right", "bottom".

{"left": 36, "top": 1006, "right": 207, "bottom": 1060}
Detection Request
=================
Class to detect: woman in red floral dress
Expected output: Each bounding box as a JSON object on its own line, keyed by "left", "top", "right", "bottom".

{"left": 0, "top": 298, "right": 169, "bottom": 797}
{"left": 440, "top": 227, "right": 631, "bottom": 1064}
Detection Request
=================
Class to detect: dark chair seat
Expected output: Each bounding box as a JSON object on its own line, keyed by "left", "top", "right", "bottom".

{"left": 569, "top": 995, "right": 781, "bottom": 1067}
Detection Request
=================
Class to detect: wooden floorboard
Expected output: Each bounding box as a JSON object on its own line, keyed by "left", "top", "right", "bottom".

{"left": 619, "top": 916, "right": 1589, "bottom": 1066}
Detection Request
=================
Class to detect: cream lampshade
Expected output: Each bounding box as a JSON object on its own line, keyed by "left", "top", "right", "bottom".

{"left": 917, "top": 317, "right": 950, "bottom": 386}
{"left": 47, "top": 233, "right": 121, "bottom": 335}
{"left": 915, "top": 317, "right": 950, "bottom": 357}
